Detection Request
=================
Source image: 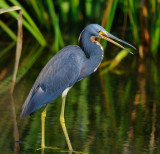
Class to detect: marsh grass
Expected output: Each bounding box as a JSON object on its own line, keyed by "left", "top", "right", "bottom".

{"left": 0, "top": 0, "right": 160, "bottom": 88}
{"left": 0, "top": 6, "right": 23, "bottom": 154}
{"left": 0, "top": 6, "right": 23, "bottom": 94}
{"left": 1, "top": 2, "right": 160, "bottom": 154}
{"left": 0, "top": 1, "right": 159, "bottom": 55}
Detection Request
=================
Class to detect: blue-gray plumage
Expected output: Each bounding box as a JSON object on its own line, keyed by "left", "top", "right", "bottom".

{"left": 21, "top": 45, "right": 86, "bottom": 118}
{"left": 21, "top": 24, "right": 135, "bottom": 119}
{"left": 21, "top": 24, "right": 135, "bottom": 151}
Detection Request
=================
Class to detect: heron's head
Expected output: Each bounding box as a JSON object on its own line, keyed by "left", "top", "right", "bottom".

{"left": 84, "top": 24, "right": 136, "bottom": 54}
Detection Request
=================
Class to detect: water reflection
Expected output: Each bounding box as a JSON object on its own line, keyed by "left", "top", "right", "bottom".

{"left": 1, "top": 43, "right": 160, "bottom": 153}
{"left": 123, "top": 59, "right": 146, "bottom": 153}
{"left": 10, "top": 93, "right": 20, "bottom": 154}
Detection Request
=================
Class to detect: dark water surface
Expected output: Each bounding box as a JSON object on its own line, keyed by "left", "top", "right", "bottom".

{"left": 1, "top": 41, "right": 160, "bottom": 154}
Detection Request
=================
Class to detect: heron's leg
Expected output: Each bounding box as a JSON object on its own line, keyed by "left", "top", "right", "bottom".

{"left": 41, "top": 104, "right": 49, "bottom": 148}
{"left": 60, "top": 94, "right": 73, "bottom": 151}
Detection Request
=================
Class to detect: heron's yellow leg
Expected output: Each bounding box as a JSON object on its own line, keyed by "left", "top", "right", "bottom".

{"left": 60, "top": 96, "right": 73, "bottom": 151}
{"left": 41, "top": 104, "right": 49, "bottom": 148}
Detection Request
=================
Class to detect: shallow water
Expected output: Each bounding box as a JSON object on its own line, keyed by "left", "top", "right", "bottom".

{"left": 1, "top": 40, "right": 160, "bottom": 154}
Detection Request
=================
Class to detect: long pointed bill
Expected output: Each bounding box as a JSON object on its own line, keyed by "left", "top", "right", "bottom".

{"left": 99, "top": 31, "right": 136, "bottom": 55}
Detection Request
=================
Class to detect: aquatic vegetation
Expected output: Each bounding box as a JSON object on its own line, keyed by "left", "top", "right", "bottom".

{"left": 0, "top": 0, "right": 159, "bottom": 55}
{"left": 0, "top": 1, "right": 160, "bottom": 153}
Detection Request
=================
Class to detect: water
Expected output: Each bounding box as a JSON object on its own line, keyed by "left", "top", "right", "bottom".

{"left": 0, "top": 41, "right": 160, "bottom": 154}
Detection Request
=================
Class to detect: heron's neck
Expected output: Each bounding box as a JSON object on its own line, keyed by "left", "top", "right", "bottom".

{"left": 78, "top": 31, "right": 104, "bottom": 79}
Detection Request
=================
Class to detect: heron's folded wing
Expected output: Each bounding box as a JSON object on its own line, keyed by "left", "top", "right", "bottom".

{"left": 21, "top": 53, "right": 81, "bottom": 119}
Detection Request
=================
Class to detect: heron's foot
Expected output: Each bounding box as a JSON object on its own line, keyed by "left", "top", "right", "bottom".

{"left": 36, "top": 146, "right": 59, "bottom": 151}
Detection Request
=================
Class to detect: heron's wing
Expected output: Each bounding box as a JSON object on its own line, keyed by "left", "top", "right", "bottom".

{"left": 21, "top": 48, "right": 83, "bottom": 119}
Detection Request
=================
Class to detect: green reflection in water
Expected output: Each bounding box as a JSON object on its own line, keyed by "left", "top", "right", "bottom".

{"left": 1, "top": 42, "right": 160, "bottom": 154}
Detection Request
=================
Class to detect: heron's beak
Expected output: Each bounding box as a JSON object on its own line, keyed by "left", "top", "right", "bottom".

{"left": 99, "top": 31, "right": 136, "bottom": 54}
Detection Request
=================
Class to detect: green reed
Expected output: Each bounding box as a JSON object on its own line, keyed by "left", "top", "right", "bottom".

{"left": 0, "top": 20, "right": 17, "bottom": 41}
{"left": 0, "top": 0, "right": 160, "bottom": 54}
{"left": 127, "top": 0, "right": 160, "bottom": 55}
{"left": 0, "top": 1, "right": 46, "bottom": 46}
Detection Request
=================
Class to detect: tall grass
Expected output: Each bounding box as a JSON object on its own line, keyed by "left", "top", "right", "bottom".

{"left": 0, "top": 0, "right": 160, "bottom": 54}
{"left": 0, "top": 20, "right": 17, "bottom": 41}
{"left": 127, "top": 0, "right": 160, "bottom": 55}
{"left": 0, "top": 6, "right": 23, "bottom": 95}
{"left": 0, "top": 1, "right": 46, "bottom": 46}
{"left": 128, "top": 0, "right": 140, "bottom": 45}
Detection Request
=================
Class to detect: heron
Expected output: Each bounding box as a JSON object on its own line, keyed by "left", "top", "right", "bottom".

{"left": 21, "top": 24, "right": 135, "bottom": 151}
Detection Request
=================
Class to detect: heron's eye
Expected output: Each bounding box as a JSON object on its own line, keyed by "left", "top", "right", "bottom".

{"left": 97, "top": 30, "right": 101, "bottom": 33}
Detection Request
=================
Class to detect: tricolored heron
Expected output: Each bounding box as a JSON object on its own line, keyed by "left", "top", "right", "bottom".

{"left": 21, "top": 24, "right": 135, "bottom": 151}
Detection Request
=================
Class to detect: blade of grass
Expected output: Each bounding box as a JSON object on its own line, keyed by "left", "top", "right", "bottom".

{"left": 46, "top": 0, "right": 64, "bottom": 51}
{"left": 0, "top": 20, "right": 17, "bottom": 41}
{"left": 101, "top": 0, "right": 118, "bottom": 48}
{"left": 0, "top": 1, "right": 46, "bottom": 46}
{"left": 100, "top": 49, "right": 129, "bottom": 75}
{"left": 10, "top": 0, "right": 46, "bottom": 46}
{"left": 70, "top": 0, "right": 79, "bottom": 22}
{"left": 26, "top": 0, "right": 50, "bottom": 30}
{"left": 57, "top": 0, "right": 69, "bottom": 22}
{"left": 0, "top": 6, "right": 21, "bottom": 14}
{"left": 0, "top": 6, "right": 23, "bottom": 94}
{"left": 128, "top": 0, "right": 140, "bottom": 45}
{"left": 26, "top": 0, "right": 43, "bottom": 23}
{"left": 150, "top": 12, "right": 160, "bottom": 54}
{"left": 102, "top": 0, "right": 118, "bottom": 31}
{"left": 10, "top": 8, "right": 23, "bottom": 94}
